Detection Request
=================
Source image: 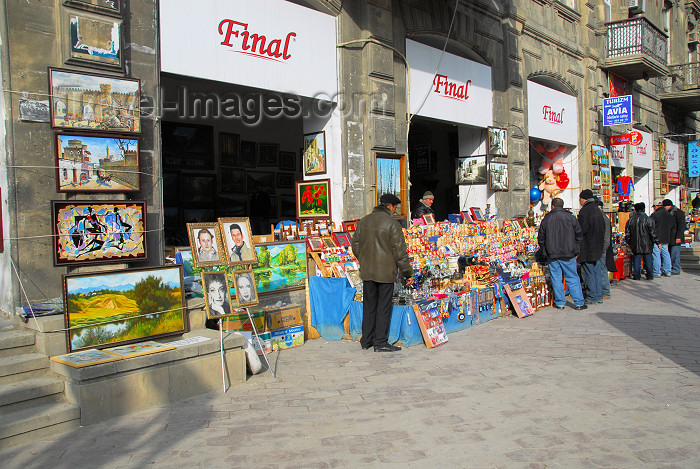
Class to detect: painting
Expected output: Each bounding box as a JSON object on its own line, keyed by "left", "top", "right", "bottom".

{"left": 202, "top": 271, "right": 235, "bottom": 319}
{"left": 422, "top": 213, "right": 436, "bottom": 225}
{"left": 55, "top": 133, "right": 139, "bottom": 193}
{"left": 345, "top": 268, "right": 362, "bottom": 288}
{"left": 66, "top": 0, "right": 121, "bottom": 14}
{"left": 456, "top": 156, "right": 487, "bottom": 185}
{"left": 181, "top": 174, "right": 215, "bottom": 203}
{"left": 304, "top": 131, "right": 326, "bottom": 175}
{"left": 233, "top": 270, "right": 258, "bottom": 307}
{"left": 659, "top": 138, "right": 667, "bottom": 170}
{"left": 50, "top": 349, "right": 121, "bottom": 367}
{"left": 186, "top": 222, "right": 225, "bottom": 268}
{"left": 67, "top": 12, "right": 122, "bottom": 68}
{"left": 104, "top": 340, "right": 175, "bottom": 358}
{"left": 253, "top": 241, "right": 307, "bottom": 294}
{"left": 322, "top": 236, "right": 336, "bottom": 248}
{"left": 277, "top": 172, "right": 295, "bottom": 189}
{"left": 219, "top": 167, "right": 246, "bottom": 194}
{"left": 258, "top": 143, "right": 279, "bottom": 166}
{"left": 279, "top": 151, "right": 297, "bottom": 171}
{"left": 601, "top": 166, "right": 611, "bottom": 186}
{"left": 591, "top": 144, "right": 609, "bottom": 165}
{"left": 162, "top": 122, "right": 213, "bottom": 170}
{"left": 306, "top": 236, "right": 324, "bottom": 252}
{"left": 487, "top": 127, "right": 507, "bottom": 156}
{"left": 592, "top": 170, "right": 601, "bottom": 189}
{"left": 49, "top": 68, "right": 140, "bottom": 134}
{"left": 296, "top": 179, "right": 331, "bottom": 219}
{"left": 410, "top": 144, "right": 431, "bottom": 173}
{"left": 63, "top": 264, "right": 187, "bottom": 352}
{"left": 218, "top": 217, "right": 257, "bottom": 265}
{"left": 240, "top": 140, "right": 256, "bottom": 168}
{"left": 52, "top": 200, "right": 146, "bottom": 266}
{"left": 246, "top": 171, "right": 275, "bottom": 194}
{"left": 219, "top": 132, "right": 240, "bottom": 166}
{"left": 342, "top": 220, "right": 357, "bottom": 231}
{"left": 333, "top": 231, "right": 351, "bottom": 247}
{"left": 488, "top": 161, "right": 509, "bottom": 191}
{"left": 470, "top": 207, "right": 485, "bottom": 222}
{"left": 174, "top": 247, "right": 198, "bottom": 277}
{"left": 375, "top": 154, "right": 406, "bottom": 216}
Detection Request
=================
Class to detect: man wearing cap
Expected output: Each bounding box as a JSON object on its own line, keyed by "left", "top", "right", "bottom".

{"left": 351, "top": 194, "right": 415, "bottom": 352}
{"left": 411, "top": 191, "right": 435, "bottom": 221}
{"left": 625, "top": 202, "right": 659, "bottom": 280}
{"left": 650, "top": 201, "right": 674, "bottom": 277}
{"left": 663, "top": 199, "right": 685, "bottom": 275}
{"left": 578, "top": 189, "right": 606, "bottom": 305}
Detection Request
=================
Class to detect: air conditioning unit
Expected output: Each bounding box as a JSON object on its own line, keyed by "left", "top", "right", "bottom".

{"left": 628, "top": 0, "right": 646, "bottom": 14}
{"left": 689, "top": 30, "right": 699, "bottom": 45}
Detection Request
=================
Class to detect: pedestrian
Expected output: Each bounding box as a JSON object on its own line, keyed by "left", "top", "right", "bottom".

{"left": 663, "top": 199, "right": 685, "bottom": 275}
{"left": 411, "top": 191, "right": 435, "bottom": 221}
{"left": 597, "top": 200, "right": 617, "bottom": 299}
{"left": 537, "top": 198, "right": 587, "bottom": 310}
{"left": 625, "top": 202, "right": 659, "bottom": 280}
{"left": 577, "top": 189, "right": 606, "bottom": 305}
{"left": 351, "top": 193, "right": 415, "bottom": 352}
{"left": 650, "top": 201, "right": 674, "bottom": 277}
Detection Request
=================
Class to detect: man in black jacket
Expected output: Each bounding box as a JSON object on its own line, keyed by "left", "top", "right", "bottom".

{"left": 537, "top": 198, "right": 586, "bottom": 310}
{"left": 625, "top": 202, "right": 660, "bottom": 280}
{"left": 650, "top": 201, "right": 674, "bottom": 277}
{"left": 577, "top": 189, "right": 606, "bottom": 305}
{"left": 663, "top": 199, "right": 685, "bottom": 275}
{"left": 411, "top": 191, "right": 435, "bottom": 222}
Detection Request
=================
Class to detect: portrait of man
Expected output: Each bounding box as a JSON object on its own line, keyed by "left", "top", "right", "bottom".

{"left": 196, "top": 228, "right": 219, "bottom": 262}
{"left": 218, "top": 217, "right": 257, "bottom": 265}
{"left": 187, "top": 223, "right": 224, "bottom": 268}
{"left": 234, "top": 270, "right": 257, "bottom": 307}
{"left": 202, "top": 272, "right": 233, "bottom": 319}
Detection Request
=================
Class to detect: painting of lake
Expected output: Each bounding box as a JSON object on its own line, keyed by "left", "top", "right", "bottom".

{"left": 252, "top": 241, "right": 307, "bottom": 294}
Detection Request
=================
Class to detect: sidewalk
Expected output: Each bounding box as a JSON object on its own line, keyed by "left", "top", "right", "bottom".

{"left": 3, "top": 271, "right": 700, "bottom": 468}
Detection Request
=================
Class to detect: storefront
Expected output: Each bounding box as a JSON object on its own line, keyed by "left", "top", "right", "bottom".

{"left": 664, "top": 138, "right": 681, "bottom": 205}
{"left": 623, "top": 130, "right": 654, "bottom": 209}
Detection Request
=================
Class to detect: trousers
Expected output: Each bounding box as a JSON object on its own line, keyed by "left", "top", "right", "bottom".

{"left": 361, "top": 281, "right": 394, "bottom": 348}
{"left": 670, "top": 245, "right": 681, "bottom": 274}
{"left": 581, "top": 258, "right": 603, "bottom": 303}
{"left": 547, "top": 257, "right": 585, "bottom": 307}
{"left": 652, "top": 244, "right": 671, "bottom": 276}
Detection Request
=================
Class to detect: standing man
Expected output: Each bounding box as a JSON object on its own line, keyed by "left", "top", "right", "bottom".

{"left": 537, "top": 198, "right": 587, "bottom": 310}
{"left": 577, "top": 190, "right": 606, "bottom": 305}
{"left": 597, "top": 200, "right": 617, "bottom": 300}
{"left": 650, "top": 201, "right": 674, "bottom": 277}
{"left": 663, "top": 199, "right": 685, "bottom": 275}
{"left": 411, "top": 191, "right": 435, "bottom": 221}
{"left": 229, "top": 223, "right": 253, "bottom": 263}
{"left": 352, "top": 194, "right": 415, "bottom": 352}
{"left": 625, "top": 202, "right": 659, "bottom": 280}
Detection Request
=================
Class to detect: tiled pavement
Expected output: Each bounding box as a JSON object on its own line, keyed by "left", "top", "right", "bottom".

{"left": 2, "top": 271, "right": 700, "bottom": 468}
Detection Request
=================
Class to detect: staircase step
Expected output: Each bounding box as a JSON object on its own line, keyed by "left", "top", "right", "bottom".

{"left": 0, "top": 401, "right": 80, "bottom": 449}
{"left": 0, "top": 354, "right": 49, "bottom": 384}
{"left": 681, "top": 263, "right": 700, "bottom": 270}
{"left": 0, "top": 317, "right": 17, "bottom": 333}
{"left": 0, "top": 377, "right": 65, "bottom": 411}
{"left": 680, "top": 254, "right": 700, "bottom": 261}
{"left": 0, "top": 330, "right": 35, "bottom": 358}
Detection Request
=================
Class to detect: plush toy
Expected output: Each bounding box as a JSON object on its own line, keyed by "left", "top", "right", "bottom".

{"left": 535, "top": 143, "right": 567, "bottom": 174}
{"left": 538, "top": 169, "right": 564, "bottom": 206}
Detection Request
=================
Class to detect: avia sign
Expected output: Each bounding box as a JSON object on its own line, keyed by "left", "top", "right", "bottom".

{"left": 603, "top": 95, "right": 632, "bottom": 126}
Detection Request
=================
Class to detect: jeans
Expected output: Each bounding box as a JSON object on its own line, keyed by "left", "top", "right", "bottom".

{"left": 670, "top": 245, "right": 681, "bottom": 274}
{"left": 599, "top": 252, "right": 610, "bottom": 298}
{"left": 548, "top": 257, "right": 585, "bottom": 307}
{"left": 652, "top": 244, "right": 671, "bottom": 276}
{"left": 633, "top": 253, "right": 654, "bottom": 280}
{"left": 580, "top": 258, "right": 603, "bottom": 303}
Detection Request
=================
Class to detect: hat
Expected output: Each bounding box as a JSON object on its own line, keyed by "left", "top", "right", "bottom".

{"left": 422, "top": 191, "right": 434, "bottom": 200}
{"left": 654, "top": 201, "right": 663, "bottom": 207}
{"left": 379, "top": 193, "right": 401, "bottom": 205}
{"left": 662, "top": 199, "right": 673, "bottom": 207}
{"left": 634, "top": 202, "right": 646, "bottom": 212}
{"left": 579, "top": 189, "right": 594, "bottom": 200}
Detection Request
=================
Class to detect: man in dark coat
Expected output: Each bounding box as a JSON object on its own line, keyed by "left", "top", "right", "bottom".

{"left": 537, "top": 198, "right": 586, "bottom": 310}
{"left": 650, "top": 201, "right": 674, "bottom": 277}
{"left": 597, "top": 200, "right": 617, "bottom": 300}
{"left": 577, "top": 189, "right": 606, "bottom": 305}
{"left": 663, "top": 199, "right": 685, "bottom": 275}
{"left": 351, "top": 194, "right": 415, "bottom": 352}
{"left": 625, "top": 202, "right": 660, "bottom": 280}
{"left": 411, "top": 191, "right": 435, "bottom": 222}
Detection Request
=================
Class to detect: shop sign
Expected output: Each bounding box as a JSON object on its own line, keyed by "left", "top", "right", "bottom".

{"left": 630, "top": 130, "right": 653, "bottom": 169}
{"left": 666, "top": 171, "right": 680, "bottom": 184}
{"left": 407, "top": 39, "right": 493, "bottom": 127}
{"left": 526, "top": 81, "right": 578, "bottom": 145}
{"left": 688, "top": 140, "right": 700, "bottom": 177}
{"left": 611, "top": 144, "right": 627, "bottom": 168}
{"left": 610, "top": 131, "right": 642, "bottom": 146}
{"left": 603, "top": 95, "right": 632, "bottom": 126}
{"left": 608, "top": 73, "right": 629, "bottom": 98}
{"left": 665, "top": 139, "right": 679, "bottom": 173}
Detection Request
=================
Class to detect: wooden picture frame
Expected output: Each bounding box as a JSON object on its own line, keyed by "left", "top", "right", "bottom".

{"left": 456, "top": 155, "right": 487, "bottom": 185}
{"left": 202, "top": 271, "right": 235, "bottom": 319}
{"left": 460, "top": 210, "right": 473, "bottom": 223}
{"left": 162, "top": 122, "right": 214, "bottom": 170}
{"left": 279, "top": 151, "right": 297, "bottom": 171}
{"left": 332, "top": 231, "right": 351, "bottom": 247}
{"left": 322, "top": 236, "right": 337, "bottom": 249}
{"left": 218, "top": 217, "right": 257, "bottom": 266}
{"left": 186, "top": 222, "right": 225, "bottom": 268}
{"left": 306, "top": 236, "right": 324, "bottom": 252}
{"left": 470, "top": 207, "right": 485, "bottom": 222}
{"left": 342, "top": 220, "right": 358, "bottom": 231}
{"left": 219, "top": 132, "right": 240, "bottom": 167}
{"left": 257, "top": 143, "right": 279, "bottom": 167}
{"left": 63, "top": 264, "right": 186, "bottom": 352}
{"left": 375, "top": 153, "right": 407, "bottom": 218}
{"left": 296, "top": 179, "right": 331, "bottom": 219}
{"left": 233, "top": 270, "right": 258, "bottom": 307}
{"left": 65, "top": 11, "right": 122, "bottom": 69}
{"left": 488, "top": 161, "right": 509, "bottom": 191}
{"left": 219, "top": 167, "right": 246, "bottom": 194}
{"left": 422, "top": 213, "right": 436, "bottom": 225}
{"left": 52, "top": 200, "right": 146, "bottom": 266}
{"left": 49, "top": 67, "right": 140, "bottom": 134}
{"left": 55, "top": 132, "right": 140, "bottom": 193}
{"left": 487, "top": 127, "right": 507, "bottom": 156}
{"left": 304, "top": 131, "right": 326, "bottom": 175}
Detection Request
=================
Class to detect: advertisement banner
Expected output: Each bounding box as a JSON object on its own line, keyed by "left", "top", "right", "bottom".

{"left": 603, "top": 95, "right": 632, "bottom": 126}
{"left": 527, "top": 81, "right": 578, "bottom": 145}
{"left": 665, "top": 139, "right": 679, "bottom": 173}
{"left": 608, "top": 73, "right": 630, "bottom": 98}
{"left": 611, "top": 144, "right": 627, "bottom": 168}
{"left": 630, "top": 130, "right": 653, "bottom": 169}
{"left": 688, "top": 140, "right": 700, "bottom": 177}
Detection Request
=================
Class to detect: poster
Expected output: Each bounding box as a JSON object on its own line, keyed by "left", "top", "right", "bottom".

{"left": 412, "top": 300, "right": 448, "bottom": 348}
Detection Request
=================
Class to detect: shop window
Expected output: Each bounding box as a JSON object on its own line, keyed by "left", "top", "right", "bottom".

{"left": 375, "top": 153, "right": 407, "bottom": 218}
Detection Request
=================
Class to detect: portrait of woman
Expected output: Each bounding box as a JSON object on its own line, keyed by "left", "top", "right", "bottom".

{"left": 234, "top": 270, "right": 258, "bottom": 307}
{"left": 202, "top": 272, "right": 234, "bottom": 319}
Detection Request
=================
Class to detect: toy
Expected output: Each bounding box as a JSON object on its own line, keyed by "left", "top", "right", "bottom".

{"left": 534, "top": 143, "right": 567, "bottom": 174}
{"left": 529, "top": 187, "right": 542, "bottom": 203}
{"left": 538, "top": 169, "right": 564, "bottom": 206}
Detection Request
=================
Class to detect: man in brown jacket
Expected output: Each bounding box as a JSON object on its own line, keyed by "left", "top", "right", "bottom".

{"left": 351, "top": 194, "right": 414, "bottom": 352}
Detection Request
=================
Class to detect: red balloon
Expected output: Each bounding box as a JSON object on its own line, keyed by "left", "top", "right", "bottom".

{"left": 556, "top": 169, "right": 570, "bottom": 189}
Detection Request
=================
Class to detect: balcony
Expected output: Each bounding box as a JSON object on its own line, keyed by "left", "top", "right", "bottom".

{"left": 657, "top": 62, "right": 700, "bottom": 112}
{"left": 604, "top": 17, "right": 668, "bottom": 80}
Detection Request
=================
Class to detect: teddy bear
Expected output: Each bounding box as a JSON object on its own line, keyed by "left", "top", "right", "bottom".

{"left": 534, "top": 143, "right": 567, "bottom": 174}
{"left": 538, "top": 169, "right": 564, "bottom": 206}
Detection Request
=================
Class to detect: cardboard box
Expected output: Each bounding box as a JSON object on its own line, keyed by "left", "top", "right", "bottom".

{"left": 240, "top": 330, "right": 272, "bottom": 355}
{"left": 270, "top": 324, "right": 304, "bottom": 350}
{"left": 222, "top": 310, "right": 265, "bottom": 332}
{"left": 265, "top": 305, "right": 302, "bottom": 330}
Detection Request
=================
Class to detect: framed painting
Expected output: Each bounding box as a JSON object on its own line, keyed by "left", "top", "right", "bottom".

{"left": 65, "top": 0, "right": 121, "bottom": 15}
{"left": 49, "top": 68, "right": 140, "bottom": 134}
{"left": 233, "top": 270, "right": 258, "bottom": 307}
{"left": 375, "top": 153, "right": 407, "bottom": 218}
{"left": 488, "top": 161, "right": 509, "bottom": 191}
{"left": 202, "top": 271, "right": 236, "bottom": 319}
{"left": 345, "top": 268, "right": 362, "bottom": 288}
{"left": 342, "top": 220, "right": 357, "bottom": 231}
{"left": 601, "top": 166, "right": 611, "bottom": 186}
{"left": 470, "top": 207, "right": 485, "bottom": 222}
{"left": 258, "top": 143, "right": 279, "bottom": 167}
{"left": 219, "top": 132, "right": 240, "bottom": 167}
{"left": 410, "top": 143, "right": 431, "bottom": 173}
{"left": 332, "top": 231, "right": 351, "bottom": 247}
{"left": 218, "top": 217, "right": 257, "bottom": 266}
{"left": 660, "top": 171, "right": 669, "bottom": 194}
{"left": 487, "top": 127, "right": 507, "bottom": 156}
{"left": 322, "top": 236, "right": 336, "bottom": 249}
{"left": 65, "top": 11, "right": 122, "bottom": 69}
{"left": 304, "top": 131, "right": 326, "bottom": 175}
{"left": 63, "top": 264, "right": 187, "bottom": 352}
{"left": 422, "top": 213, "right": 436, "bottom": 225}
{"left": 52, "top": 200, "right": 146, "bottom": 266}
{"left": 456, "top": 156, "right": 487, "bottom": 185}
{"left": 246, "top": 171, "right": 275, "bottom": 194}
{"left": 296, "top": 179, "right": 331, "bottom": 219}
{"left": 186, "top": 222, "right": 225, "bottom": 268}
{"left": 181, "top": 174, "right": 215, "bottom": 203}
{"left": 240, "top": 140, "right": 256, "bottom": 168}
{"left": 219, "top": 167, "right": 246, "bottom": 194}
{"left": 279, "top": 151, "right": 297, "bottom": 171}
{"left": 252, "top": 241, "right": 307, "bottom": 294}
{"left": 659, "top": 139, "right": 668, "bottom": 170}
{"left": 104, "top": 341, "right": 175, "bottom": 358}
{"left": 162, "top": 122, "right": 214, "bottom": 170}
{"left": 277, "top": 172, "right": 295, "bottom": 189}
{"left": 55, "top": 133, "right": 140, "bottom": 193}
{"left": 460, "top": 211, "right": 473, "bottom": 223}
{"left": 306, "top": 236, "right": 324, "bottom": 252}
{"left": 592, "top": 170, "right": 601, "bottom": 189}
{"left": 50, "top": 349, "right": 121, "bottom": 368}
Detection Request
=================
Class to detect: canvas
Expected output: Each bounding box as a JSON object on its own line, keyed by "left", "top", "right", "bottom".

{"left": 67, "top": 12, "right": 122, "bottom": 68}
{"left": 456, "top": 156, "right": 487, "bottom": 184}
{"left": 233, "top": 270, "right": 258, "bottom": 307}
{"left": 304, "top": 131, "right": 326, "bottom": 175}
{"left": 202, "top": 271, "right": 236, "bottom": 319}
{"left": 187, "top": 223, "right": 225, "bottom": 268}
{"left": 296, "top": 179, "right": 331, "bottom": 218}
{"left": 253, "top": 241, "right": 307, "bottom": 294}
{"left": 104, "top": 340, "right": 175, "bottom": 358}
{"left": 258, "top": 143, "right": 279, "bottom": 166}
{"left": 50, "top": 348, "right": 121, "bottom": 367}
{"left": 487, "top": 127, "right": 507, "bottom": 156}
{"left": 218, "top": 217, "right": 257, "bottom": 266}
{"left": 488, "top": 161, "right": 509, "bottom": 191}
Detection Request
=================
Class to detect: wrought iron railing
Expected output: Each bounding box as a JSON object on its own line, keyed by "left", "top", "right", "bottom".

{"left": 657, "top": 62, "right": 700, "bottom": 93}
{"left": 606, "top": 17, "right": 668, "bottom": 66}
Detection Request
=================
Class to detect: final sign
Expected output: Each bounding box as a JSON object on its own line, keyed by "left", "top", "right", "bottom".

{"left": 603, "top": 95, "right": 632, "bottom": 126}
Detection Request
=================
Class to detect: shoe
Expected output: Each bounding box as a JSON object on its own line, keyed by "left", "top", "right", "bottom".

{"left": 663, "top": 273, "right": 672, "bottom": 277}
{"left": 631, "top": 277, "right": 640, "bottom": 280}
{"left": 597, "top": 300, "right": 604, "bottom": 304}
{"left": 554, "top": 305, "right": 565, "bottom": 310}
{"left": 574, "top": 304, "right": 588, "bottom": 310}
{"left": 374, "top": 344, "right": 401, "bottom": 352}
{"left": 361, "top": 345, "right": 371, "bottom": 350}
{"left": 603, "top": 296, "right": 611, "bottom": 300}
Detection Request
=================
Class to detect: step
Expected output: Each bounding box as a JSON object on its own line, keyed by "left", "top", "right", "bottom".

{"left": 681, "top": 263, "right": 700, "bottom": 270}
{"left": 0, "top": 354, "right": 49, "bottom": 385}
{"left": 0, "top": 401, "right": 80, "bottom": 449}
{"left": 0, "top": 317, "right": 17, "bottom": 333}
{"left": 680, "top": 254, "right": 700, "bottom": 262}
{"left": 0, "top": 377, "right": 65, "bottom": 412}
{"left": 0, "top": 330, "right": 35, "bottom": 358}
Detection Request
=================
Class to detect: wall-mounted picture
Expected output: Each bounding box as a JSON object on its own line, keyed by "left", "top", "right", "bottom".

{"left": 659, "top": 139, "right": 667, "bottom": 170}
{"left": 660, "top": 171, "right": 669, "bottom": 194}
{"left": 252, "top": 241, "right": 307, "bottom": 294}
{"left": 279, "top": 151, "right": 297, "bottom": 171}
{"left": 233, "top": 270, "right": 258, "bottom": 306}
{"left": 63, "top": 264, "right": 186, "bottom": 352}
{"left": 304, "top": 131, "right": 326, "bottom": 175}
{"left": 410, "top": 144, "right": 431, "bottom": 173}
{"left": 186, "top": 222, "right": 225, "bottom": 268}
{"left": 246, "top": 171, "right": 275, "bottom": 194}
{"left": 592, "top": 170, "right": 601, "bottom": 189}
{"left": 240, "top": 140, "right": 256, "bottom": 168}
{"left": 66, "top": 12, "right": 122, "bottom": 69}
{"left": 258, "top": 143, "right": 279, "bottom": 166}
{"left": 49, "top": 68, "right": 140, "bottom": 134}
{"left": 487, "top": 127, "right": 507, "bottom": 156}
{"left": 332, "top": 231, "right": 351, "bottom": 247}
{"left": 55, "top": 133, "right": 140, "bottom": 193}
{"left": 66, "top": 0, "right": 121, "bottom": 14}
{"left": 218, "top": 217, "right": 257, "bottom": 265}
{"left": 591, "top": 144, "right": 609, "bottom": 165}
{"left": 52, "top": 200, "right": 146, "bottom": 266}
{"left": 600, "top": 166, "right": 611, "bottom": 186}
{"left": 296, "top": 179, "right": 331, "bottom": 219}
{"left": 219, "top": 167, "right": 246, "bottom": 194}
{"left": 181, "top": 174, "right": 215, "bottom": 204}
{"left": 202, "top": 271, "right": 235, "bottom": 319}
{"left": 162, "top": 122, "right": 213, "bottom": 170}
{"left": 219, "top": 132, "right": 240, "bottom": 167}
{"left": 488, "top": 161, "right": 509, "bottom": 191}
{"left": 277, "top": 172, "right": 295, "bottom": 189}
{"left": 456, "top": 156, "right": 487, "bottom": 185}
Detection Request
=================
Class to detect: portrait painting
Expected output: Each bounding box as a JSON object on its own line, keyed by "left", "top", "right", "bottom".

{"left": 67, "top": 12, "right": 122, "bottom": 68}
{"left": 252, "top": 241, "right": 307, "bottom": 294}
{"left": 295, "top": 179, "right": 331, "bottom": 219}
{"left": 488, "top": 161, "right": 509, "bottom": 191}
{"left": 218, "top": 217, "right": 257, "bottom": 266}
{"left": 487, "top": 127, "right": 507, "bottom": 156}
{"left": 233, "top": 270, "right": 259, "bottom": 307}
{"left": 186, "top": 222, "right": 225, "bottom": 268}
{"left": 304, "top": 131, "right": 326, "bottom": 175}
{"left": 202, "top": 271, "right": 235, "bottom": 319}
{"left": 456, "top": 156, "right": 487, "bottom": 185}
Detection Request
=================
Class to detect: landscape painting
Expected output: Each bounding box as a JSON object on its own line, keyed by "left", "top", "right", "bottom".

{"left": 252, "top": 241, "right": 307, "bottom": 294}
{"left": 63, "top": 265, "right": 187, "bottom": 352}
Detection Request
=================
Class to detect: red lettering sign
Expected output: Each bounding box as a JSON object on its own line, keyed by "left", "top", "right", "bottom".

{"left": 610, "top": 131, "right": 642, "bottom": 146}
{"left": 218, "top": 19, "right": 296, "bottom": 62}
{"left": 666, "top": 171, "right": 680, "bottom": 184}
{"left": 433, "top": 74, "right": 471, "bottom": 101}
{"left": 542, "top": 105, "right": 564, "bottom": 124}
